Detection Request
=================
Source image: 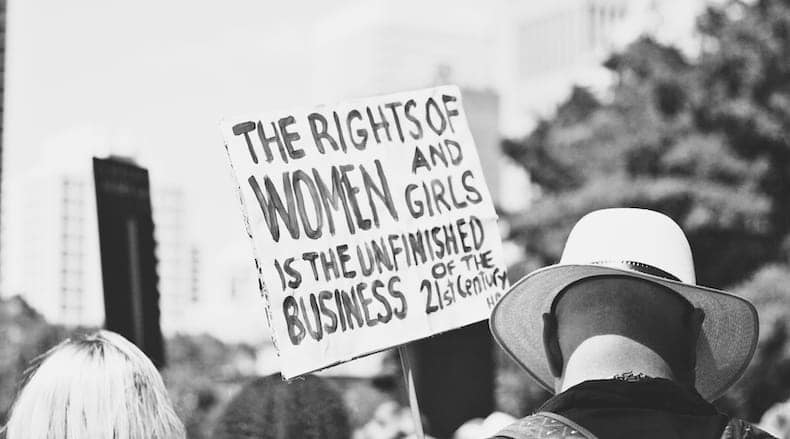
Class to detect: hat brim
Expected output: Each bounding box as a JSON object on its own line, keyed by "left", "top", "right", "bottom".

{"left": 490, "top": 264, "right": 759, "bottom": 401}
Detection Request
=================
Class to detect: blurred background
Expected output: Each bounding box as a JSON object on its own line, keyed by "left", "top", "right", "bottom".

{"left": 3, "top": 0, "right": 790, "bottom": 438}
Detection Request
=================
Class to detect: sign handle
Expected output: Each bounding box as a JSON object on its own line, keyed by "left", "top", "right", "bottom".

{"left": 398, "top": 346, "right": 426, "bottom": 439}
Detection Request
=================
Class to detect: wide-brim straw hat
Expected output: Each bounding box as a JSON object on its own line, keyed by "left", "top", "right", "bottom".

{"left": 490, "top": 208, "right": 759, "bottom": 401}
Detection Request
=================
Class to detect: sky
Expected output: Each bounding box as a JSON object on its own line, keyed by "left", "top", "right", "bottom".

{"left": 3, "top": 0, "right": 347, "bottom": 282}
{"left": 3, "top": 0, "right": 705, "bottom": 194}
{"left": 3, "top": 0, "right": 521, "bottom": 302}
{"left": 1, "top": 0, "right": 707, "bottom": 338}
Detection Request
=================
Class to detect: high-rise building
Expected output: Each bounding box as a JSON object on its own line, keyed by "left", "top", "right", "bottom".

{"left": 308, "top": 0, "right": 701, "bottom": 212}
{"left": 310, "top": 0, "right": 703, "bottom": 133}
{"left": 20, "top": 170, "right": 103, "bottom": 326}
{"left": 150, "top": 185, "right": 202, "bottom": 333}
{"left": 311, "top": 2, "right": 530, "bottom": 210}
{"left": 189, "top": 245, "right": 200, "bottom": 303}
{"left": 499, "top": 0, "right": 632, "bottom": 133}
{"left": 310, "top": 0, "right": 499, "bottom": 103}
{"left": 461, "top": 87, "right": 532, "bottom": 212}
{"left": 14, "top": 161, "right": 200, "bottom": 331}
{"left": 93, "top": 157, "right": 164, "bottom": 366}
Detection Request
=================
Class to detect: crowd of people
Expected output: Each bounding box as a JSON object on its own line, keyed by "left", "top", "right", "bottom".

{"left": 0, "top": 323, "right": 516, "bottom": 439}
{"left": 0, "top": 208, "right": 787, "bottom": 438}
{"left": 0, "top": 327, "right": 470, "bottom": 439}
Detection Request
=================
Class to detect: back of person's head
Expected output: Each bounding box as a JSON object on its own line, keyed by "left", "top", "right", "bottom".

{"left": 553, "top": 277, "right": 700, "bottom": 382}
{"left": 3, "top": 330, "right": 185, "bottom": 439}
{"left": 213, "top": 373, "right": 350, "bottom": 439}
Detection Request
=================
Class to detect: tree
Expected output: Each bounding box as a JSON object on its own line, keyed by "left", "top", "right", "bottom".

{"left": 0, "top": 296, "right": 84, "bottom": 424}
{"left": 727, "top": 265, "right": 790, "bottom": 421}
{"left": 505, "top": 34, "right": 774, "bottom": 288}
{"left": 502, "top": 0, "right": 790, "bottom": 421}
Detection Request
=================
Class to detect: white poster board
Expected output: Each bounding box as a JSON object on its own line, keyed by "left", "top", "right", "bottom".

{"left": 221, "top": 85, "right": 509, "bottom": 378}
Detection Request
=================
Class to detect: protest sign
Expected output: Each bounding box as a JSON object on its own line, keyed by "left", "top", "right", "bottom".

{"left": 221, "top": 85, "right": 509, "bottom": 378}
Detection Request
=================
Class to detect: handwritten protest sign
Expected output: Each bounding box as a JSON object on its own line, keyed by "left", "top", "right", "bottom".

{"left": 221, "top": 85, "right": 509, "bottom": 378}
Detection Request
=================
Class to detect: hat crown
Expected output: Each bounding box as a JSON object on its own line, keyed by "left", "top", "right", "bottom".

{"left": 559, "top": 208, "right": 696, "bottom": 283}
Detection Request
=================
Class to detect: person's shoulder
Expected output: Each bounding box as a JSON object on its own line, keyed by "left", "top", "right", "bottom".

{"left": 722, "top": 418, "right": 778, "bottom": 439}
{"left": 489, "top": 412, "right": 593, "bottom": 439}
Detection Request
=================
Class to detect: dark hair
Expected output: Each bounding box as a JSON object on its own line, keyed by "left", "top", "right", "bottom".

{"left": 213, "top": 374, "right": 350, "bottom": 439}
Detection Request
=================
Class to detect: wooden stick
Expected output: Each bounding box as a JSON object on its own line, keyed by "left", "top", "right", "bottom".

{"left": 398, "top": 346, "right": 426, "bottom": 439}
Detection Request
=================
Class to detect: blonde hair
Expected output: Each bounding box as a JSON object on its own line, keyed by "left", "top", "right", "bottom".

{"left": 3, "top": 330, "right": 185, "bottom": 439}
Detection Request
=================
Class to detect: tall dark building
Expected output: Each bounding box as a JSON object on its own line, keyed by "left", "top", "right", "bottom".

{"left": 93, "top": 157, "right": 165, "bottom": 367}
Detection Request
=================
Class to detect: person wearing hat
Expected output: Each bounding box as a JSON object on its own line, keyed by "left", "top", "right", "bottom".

{"left": 489, "top": 208, "right": 775, "bottom": 439}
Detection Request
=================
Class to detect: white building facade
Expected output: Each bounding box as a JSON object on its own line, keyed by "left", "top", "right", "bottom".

{"left": 307, "top": 0, "right": 701, "bottom": 213}
{"left": 12, "top": 160, "right": 200, "bottom": 331}
{"left": 20, "top": 170, "right": 103, "bottom": 326}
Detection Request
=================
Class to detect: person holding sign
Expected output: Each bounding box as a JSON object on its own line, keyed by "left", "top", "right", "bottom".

{"left": 489, "top": 208, "right": 774, "bottom": 439}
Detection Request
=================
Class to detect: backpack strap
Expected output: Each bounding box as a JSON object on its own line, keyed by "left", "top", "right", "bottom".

{"left": 720, "top": 418, "right": 777, "bottom": 439}
{"left": 494, "top": 411, "right": 598, "bottom": 439}
{"left": 494, "top": 413, "right": 779, "bottom": 439}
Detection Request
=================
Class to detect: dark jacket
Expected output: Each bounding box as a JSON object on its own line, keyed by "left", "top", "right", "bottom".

{"left": 492, "top": 378, "right": 776, "bottom": 439}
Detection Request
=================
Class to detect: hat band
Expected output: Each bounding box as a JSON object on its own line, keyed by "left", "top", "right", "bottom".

{"left": 590, "top": 260, "right": 681, "bottom": 282}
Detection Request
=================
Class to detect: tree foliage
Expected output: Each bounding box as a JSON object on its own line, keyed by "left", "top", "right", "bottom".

{"left": 728, "top": 265, "right": 790, "bottom": 421}
{"left": 503, "top": 0, "right": 790, "bottom": 420}
{"left": 0, "top": 296, "right": 81, "bottom": 424}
